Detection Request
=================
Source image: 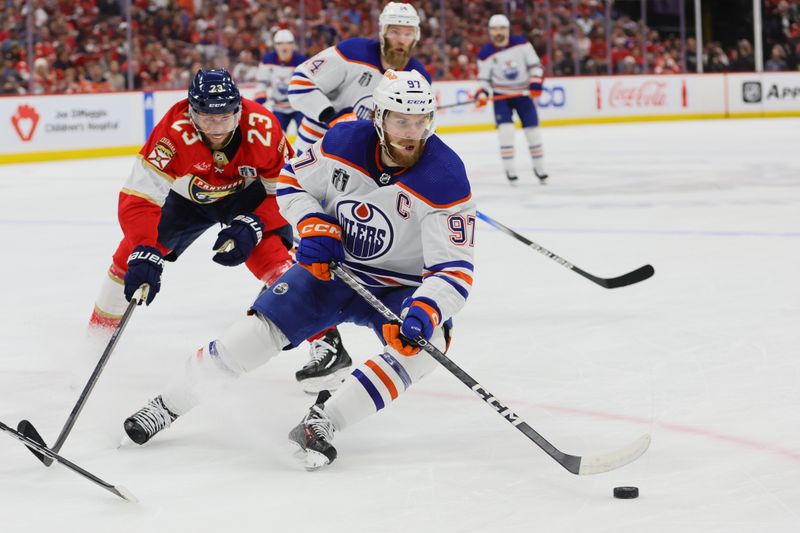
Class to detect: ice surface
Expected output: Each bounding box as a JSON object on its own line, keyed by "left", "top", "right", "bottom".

{"left": 1, "top": 118, "right": 798, "bottom": 532}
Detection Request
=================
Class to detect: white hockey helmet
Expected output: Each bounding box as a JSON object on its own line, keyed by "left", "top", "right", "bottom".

{"left": 488, "top": 14, "right": 511, "bottom": 28}
{"left": 379, "top": 2, "right": 421, "bottom": 45}
{"left": 373, "top": 69, "right": 435, "bottom": 144}
{"left": 273, "top": 29, "right": 295, "bottom": 44}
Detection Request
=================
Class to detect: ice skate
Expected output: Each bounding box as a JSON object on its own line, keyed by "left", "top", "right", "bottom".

{"left": 534, "top": 169, "right": 549, "bottom": 184}
{"left": 295, "top": 329, "right": 352, "bottom": 394}
{"left": 505, "top": 171, "right": 518, "bottom": 183}
{"left": 288, "top": 391, "right": 337, "bottom": 471}
{"left": 123, "top": 396, "right": 178, "bottom": 445}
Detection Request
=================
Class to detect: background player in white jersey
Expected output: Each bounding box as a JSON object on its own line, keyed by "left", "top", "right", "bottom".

{"left": 122, "top": 71, "right": 476, "bottom": 473}
{"left": 254, "top": 30, "right": 306, "bottom": 135}
{"left": 475, "top": 14, "right": 549, "bottom": 184}
{"left": 287, "top": 2, "right": 430, "bottom": 155}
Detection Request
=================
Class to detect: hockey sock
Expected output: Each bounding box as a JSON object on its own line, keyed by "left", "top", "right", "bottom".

{"left": 161, "top": 314, "right": 289, "bottom": 415}
{"left": 524, "top": 126, "right": 546, "bottom": 173}
{"left": 323, "top": 343, "right": 441, "bottom": 431}
{"left": 498, "top": 123, "right": 516, "bottom": 175}
{"left": 89, "top": 264, "right": 128, "bottom": 329}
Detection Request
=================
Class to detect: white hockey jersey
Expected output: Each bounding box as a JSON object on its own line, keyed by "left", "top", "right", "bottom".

{"left": 254, "top": 51, "right": 307, "bottom": 112}
{"left": 288, "top": 37, "right": 431, "bottom": 123}
{"left": 477, "top": 35, "right": 543, "bottom": 95}
{"left": 276, "top": 121, "right": 475, "bottom": 322}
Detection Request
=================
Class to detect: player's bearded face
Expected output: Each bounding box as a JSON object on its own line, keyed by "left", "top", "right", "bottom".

{"left": 490, "top": 27, "right": 509, "bottom": 47}
{"left": 382, "top": 111, "right": 433, "bottom": 167}
{"left": 191, "top": 110, "right": 238, "bottom": 148}
{"left": 382, "top": 25, "right": 416, "bottom": 68}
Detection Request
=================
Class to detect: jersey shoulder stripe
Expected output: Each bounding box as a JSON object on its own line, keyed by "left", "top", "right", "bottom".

{"left": 478, "top": 38, "right": 530, "bottom": 61}
{"left": 478, "top": 43, "right": 497, "bottom": 61}
{"left": 319, "top": 121, "right": 373, "bottom": 173}
{"left": 397, "top": 136, "right": 471, "bottom": 207}
{"left": 510, "top": 35, "right": 529, "bottom": 47}
{"left": 335, "top": 38, "right": 382, "bottom": 70}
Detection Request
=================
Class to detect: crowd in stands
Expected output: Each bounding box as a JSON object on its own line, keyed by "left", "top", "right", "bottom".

{"left": 2, "top": 0, "right": 800, "bottom": 95}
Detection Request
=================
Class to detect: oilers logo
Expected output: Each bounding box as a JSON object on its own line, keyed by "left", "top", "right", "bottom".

{"left": 353, "top": 94, "right": 374, "bottom": 120}
{"left": 502, "top": 61, "right": 519, "bottom": 80}
{"left": 337, "top": 201, "right": 394, "bottom": 260}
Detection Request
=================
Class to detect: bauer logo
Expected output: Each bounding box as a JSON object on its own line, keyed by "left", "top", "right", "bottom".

{"left": 742, "top": 81, "right": 762, "bottom": 103}
{"left": 337, "top": 201, "right": 394, "bottom": 260}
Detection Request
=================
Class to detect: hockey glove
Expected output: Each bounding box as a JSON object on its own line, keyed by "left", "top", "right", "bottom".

{"left": 382, "top": 297, "right": 440, "bottom": 357}
{"left": 529, "top": 76, "right": 544, "bottom": 99}
{"left": 124, "top": 245, "right": 164, "bottom": 305}
{"left": 295, "top": 213, "right": 344, "bottom": 281}
{"left": 473, "top": 88, "right": 490, "bottom": 109}
{"left": 212, "top": 214, "right": 264, "bottom": 267}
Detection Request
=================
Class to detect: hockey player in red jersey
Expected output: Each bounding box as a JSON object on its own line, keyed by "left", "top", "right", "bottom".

{"left": 89, "top": 69, "right": 351, "bottom": 390}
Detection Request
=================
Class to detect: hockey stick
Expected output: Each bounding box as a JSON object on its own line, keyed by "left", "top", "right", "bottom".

{"left": 18, "top": 285, "right": 148, "bottom": 466}
{"left": 330, "top": 263, "right": 650, "bottom": 475}
{"left": 437, "top": 92, "right": 525, "bottom": 110}
{"left": 476, "top": 211, "right": 655, "bottom": 289}
{"left": 0, "top": 420, "right": 137, "bottom": 502}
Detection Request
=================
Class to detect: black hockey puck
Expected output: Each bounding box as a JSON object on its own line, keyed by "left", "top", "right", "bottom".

{"left": 613, "top": 486, "right": 639, "bottom": 499}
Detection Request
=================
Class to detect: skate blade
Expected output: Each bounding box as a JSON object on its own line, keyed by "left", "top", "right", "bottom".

{"left": 303, "top": 450, "right": 331, "bottom": 472}
{"left": 287, "top": 441, "right": 330, "bottom": 471}
{"left": 299, "top": 369, "right": 349, "bottom": 395}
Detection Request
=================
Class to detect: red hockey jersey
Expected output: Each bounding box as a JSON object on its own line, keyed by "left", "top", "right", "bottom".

{"left": 118, "top": 98, "right": 294, "bottom": 251}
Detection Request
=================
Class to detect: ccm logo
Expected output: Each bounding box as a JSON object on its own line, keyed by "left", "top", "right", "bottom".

{"left": 300, "top": 222, "right": 341, "bottom": 238}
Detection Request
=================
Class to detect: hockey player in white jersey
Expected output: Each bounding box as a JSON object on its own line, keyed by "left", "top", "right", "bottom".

{"left": 122, "top": 71, "right": 476, "bottom": 473}
{"left": 288, "top": 2, "right": 430, "bottom": 155}
{"left": 475, "top": 14, "right": 549, "bottom": 184}
{"left": 254, "top": 29, "right": 307, "bottom": 134}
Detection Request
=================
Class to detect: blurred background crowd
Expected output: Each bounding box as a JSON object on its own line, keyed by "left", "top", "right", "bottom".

{"left": 2, "top": 0, "right": 799, "bottom": 95}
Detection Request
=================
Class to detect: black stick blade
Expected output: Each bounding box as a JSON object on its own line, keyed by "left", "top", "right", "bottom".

{"left": 17, "top": 420, "right": 53, "bottom": 466}
{"left": 602, "top": 264, "right": 655, "bottom": 289}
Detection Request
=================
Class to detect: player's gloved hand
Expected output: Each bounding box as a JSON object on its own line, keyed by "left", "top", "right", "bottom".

{"left": 212, "top": 213, "right": 264, "bottom": 267}
{"left": 529, "top": 77, "right": 544, "bottom": 98}
{"left": 295, "top": 213, "right": 344, "bottom": 281}
{"left": 473, "top": 88, "right": 490, "bottom": 109}
{"left": 254, "top": 95, "right": 267, "bottom": 105}
{"left": 124, "top": 245, "right": 164, "bottom": 305}
{"left": 382, "top": 297, "right": 440, "bottom": 356}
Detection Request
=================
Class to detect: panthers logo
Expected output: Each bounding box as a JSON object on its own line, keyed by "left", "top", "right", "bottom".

{"left": 188, "top": 176, "right": 245, "bottom": 204}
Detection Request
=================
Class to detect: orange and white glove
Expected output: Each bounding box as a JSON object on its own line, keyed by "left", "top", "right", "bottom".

{"left": 473, "top": 88, "right": 490, "bottom": 109}
{"left": 382, "top": 297, "right": 440, "bottom": 356}
{"left": 295, "top": 213, "right": 344, "bottom": 281}
{"left": 529, "top": 76, "right": 544, "bottom": 99}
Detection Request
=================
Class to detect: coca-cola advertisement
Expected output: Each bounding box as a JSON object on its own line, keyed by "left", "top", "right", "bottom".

{"left": 596, "top": 77, "right": 688, "bottom": 113}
